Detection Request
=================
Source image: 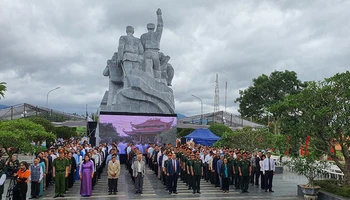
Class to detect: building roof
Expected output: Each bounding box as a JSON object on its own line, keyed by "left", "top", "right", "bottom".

{"left": 178, "top": 111, "right": 264, "bottom": 129}
{"left": 0, "top": 103, "right": 85, "bottom": 122}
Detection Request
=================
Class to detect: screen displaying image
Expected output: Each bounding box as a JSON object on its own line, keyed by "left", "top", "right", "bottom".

{"left": 99, "top": 113, "right": 177, "bottom": 144}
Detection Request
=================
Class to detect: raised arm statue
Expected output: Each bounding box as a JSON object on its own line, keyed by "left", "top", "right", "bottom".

{"left": 141, "top": 8, "right": 163, "bottom": 80}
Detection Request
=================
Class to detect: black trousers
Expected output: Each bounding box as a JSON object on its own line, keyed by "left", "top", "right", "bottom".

{"left": 187, "top": 173, "right": 193, "bottom": 189}
{"left": 230, "top": 170, "right": 234, "bottom": 185}
{"left": 162, "top": 171, "right": 167, "bottom": 185}
{"left": 68, "top": 172, "right": 74, "bottom": 188}
{"left": 203, "top": 164, "right": 209, "bottom": 181}
{"left": 30, "top": 181, "right": 40, "bottom": 197}
{"left": 153, "top": 164, "right": 158, "bottom": 176}
{"left": 255, "top": 169, "right": 260, "bottom": 185}
{"left": 260, "top": 172, "right": 265, "bottom": 189}
{"left": 182, "top": 169, "right": 186, "bottom": 183}
{"left": 250, "top": 166, "right": 256, "bottom": 184}
{"left": 169, "top": 174, "right": 178, "bottom": 192}
{"left": 14, "top": 182, "right": 27, "bottom": 200}
{"left": 148, "top": 158, "right": 152, "bottom": 169}
{"left": 222, "top": 177, "right": 230, "bottom": 191}
{"left": 166, "top": 173, "right": 171, "bottom": 190}
{"left": 46, "top": 172, "right": 52, "bottom": 187}
{"left": 210, "top": 171, "right": 216, "bottom": 184}
{"left": 265, "top": 171, "right": 273, "bottom": 190}
{"left": 108, "top": 178, "right": 118, "bottom": 193}
{"left": 192, "top": 175, "right": 201, "bottom": 192}
{"left": 120, "top": 154, "right": 127, "bottom": 164}
{"left": 215, "top": 171, "right": 220, "bottom": 187}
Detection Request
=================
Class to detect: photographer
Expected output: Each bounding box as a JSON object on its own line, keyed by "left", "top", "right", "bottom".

{"left": 13, "top": 161, "right": 30, "bottom": 200}
{"left": 0, "top": 163, "right": 6, "bottom": 200}
{"left": 5, "top": 155, "right": 19, "bottom": 176}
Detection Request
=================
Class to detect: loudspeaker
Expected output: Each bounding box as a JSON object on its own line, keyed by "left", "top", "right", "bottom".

{"left": 87, "top": 122, "right": 97, "bottom": 137}
{"left": 181, "top": 137, "right": 186, "bottom": 145}
{"left": 90, "top": 137, "right": 96, "bottom": 147}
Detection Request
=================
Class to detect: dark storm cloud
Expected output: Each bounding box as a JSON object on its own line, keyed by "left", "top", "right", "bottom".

{"left": 0, "top": 0, "right": 350, "bottom": 116}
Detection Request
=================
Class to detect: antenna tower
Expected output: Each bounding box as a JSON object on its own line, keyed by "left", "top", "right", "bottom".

{"left": 214, "top": 74, "right": 220, "bottom": 113}
{"left": 225, "top": 81, "right": 227, "bottom": 112}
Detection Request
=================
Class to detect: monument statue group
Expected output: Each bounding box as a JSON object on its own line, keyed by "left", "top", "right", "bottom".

{"left": 101, "top": 8, "right": 175, "bottom": 114}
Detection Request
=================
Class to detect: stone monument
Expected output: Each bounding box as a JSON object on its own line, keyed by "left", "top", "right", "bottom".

{"left": 100, "top": 8, "right": 175, "bottom": 114}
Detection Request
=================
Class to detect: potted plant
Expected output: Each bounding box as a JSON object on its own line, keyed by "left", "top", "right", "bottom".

{"left": 285, "top": 155, "right": 329, "bottom": 199}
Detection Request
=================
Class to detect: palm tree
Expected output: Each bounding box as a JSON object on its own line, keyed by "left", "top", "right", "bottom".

{"left": 0, "top": 82, "right": 7, "bottom": 99}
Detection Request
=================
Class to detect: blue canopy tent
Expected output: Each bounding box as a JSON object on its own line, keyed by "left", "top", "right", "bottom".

{"left": 184, "top": 128, "right": 221, "bottom": 146}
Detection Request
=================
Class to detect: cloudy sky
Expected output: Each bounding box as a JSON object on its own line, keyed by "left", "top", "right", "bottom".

{"left": 0, "top": 0, "right": 349, "bottom": 116}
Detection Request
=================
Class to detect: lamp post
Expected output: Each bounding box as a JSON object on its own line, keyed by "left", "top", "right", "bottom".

{"left": 46, "top": 87, "right": 60, "bottom": 108}
{"left": 192, "top": 94, "right": 203, "bottom": 125}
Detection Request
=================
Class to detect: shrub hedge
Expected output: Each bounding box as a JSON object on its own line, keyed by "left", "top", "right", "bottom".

{"left": 314, "top": 180, "right": 350, "bottom": 198}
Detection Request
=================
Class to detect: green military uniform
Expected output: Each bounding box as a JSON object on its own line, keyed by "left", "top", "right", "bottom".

{"left": 239, "top": 158, "right": 251, "bottom": 192}
{"left": 186, "top": 157, "right": 194, "bottom": 189}
{"left": 191, "top": 158, "right": 203, "bottom": 194}
{"left": 53, "top": 157, "right": 69, "bottom": 197}
{"left": 233, "top": 158, "right": 241, "bottom": 189}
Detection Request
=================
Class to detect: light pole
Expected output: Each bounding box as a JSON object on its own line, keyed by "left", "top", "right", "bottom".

{"left": 192, "top": 94, "right": 203, "bottom": 125}
{"left": 46, "top": 87, "right": 60, "bottom": 108}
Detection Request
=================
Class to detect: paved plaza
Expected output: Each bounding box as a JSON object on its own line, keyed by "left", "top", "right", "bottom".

{"left": 2, "top": 163, "right": 305, "bottom": 200}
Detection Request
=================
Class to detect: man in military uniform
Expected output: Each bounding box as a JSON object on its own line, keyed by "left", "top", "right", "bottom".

{"left": 233, "top": 152, "right": 241, "bottom": 189}
{"left": 191, "top": 152, "right": 203, "bottom": 194}
{"left": 238, "top": 153, "right": 252, "bottom": 193}
{"left": 53, "top": 150, "right": 69, "bottom": 198}
{"left": 186, "top": 153, "right": 195, "bottom": 190}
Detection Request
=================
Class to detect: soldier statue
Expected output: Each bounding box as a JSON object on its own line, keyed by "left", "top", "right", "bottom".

{"left": 141, "top": 8, "right": 163, "bottom": 80}
{"left": 117, "top": 26, "right": 144, "bottom": 79}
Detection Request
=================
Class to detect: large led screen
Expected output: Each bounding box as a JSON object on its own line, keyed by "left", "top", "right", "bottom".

{"left": 99, "top": 112, "right": 177, "bottom": 144}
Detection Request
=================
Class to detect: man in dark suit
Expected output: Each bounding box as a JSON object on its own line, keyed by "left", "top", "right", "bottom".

{"left": 255, "top": 152, "right": 261, "bottom": 188}
{"left": 166, "top": 153, "right": 181, "bottom": 194}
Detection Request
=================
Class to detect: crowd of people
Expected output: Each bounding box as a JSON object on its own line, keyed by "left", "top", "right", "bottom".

{"left": 123, "top": 141, "right": 276, "bottom": 195}
{"left": 0, "top": 139, "right": 277, "bottom": 199}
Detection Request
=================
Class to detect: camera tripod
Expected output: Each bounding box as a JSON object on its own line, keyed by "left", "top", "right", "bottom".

{"left": 6, "top": 176, "right": 17, "bottom": 200}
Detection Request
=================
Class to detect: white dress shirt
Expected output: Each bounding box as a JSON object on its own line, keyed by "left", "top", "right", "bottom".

{"left": 0, "top": 173, "right": 6, "bottom": 186}
{"left": 162, "top": 156, "right": 168, "bottom": 168}
{"left": 137, "top": 161, "right": 142, "bottom": 172}
{"left": 262, "top": 157, "right": 275, "bottom": 174}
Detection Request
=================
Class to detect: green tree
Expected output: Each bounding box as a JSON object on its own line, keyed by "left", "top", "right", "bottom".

{"left": 177, "top": 128, "right": 195, "bottom": 138}
{"left": 28, "top": 116, "right": 55, "bottom": 133}
{"left": 54, "top": 126, "right": 77, "bottom": 139}
{"left": 0, "top": 119, "right": 56, "bottom": 157}
{"left": 274, "top": 71, "right": 350, "bottom": 186}
{"left": 235, "top": 70, "right": 306, "bottom": 133}
{"left": 0, "top": 82, "right": 6, "bottom": 99}
{"left": 209, "top": 123, "right": 233, "bottom": 137}
{"left": 214, "top": 127, "right": 274, "bottom": 151}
